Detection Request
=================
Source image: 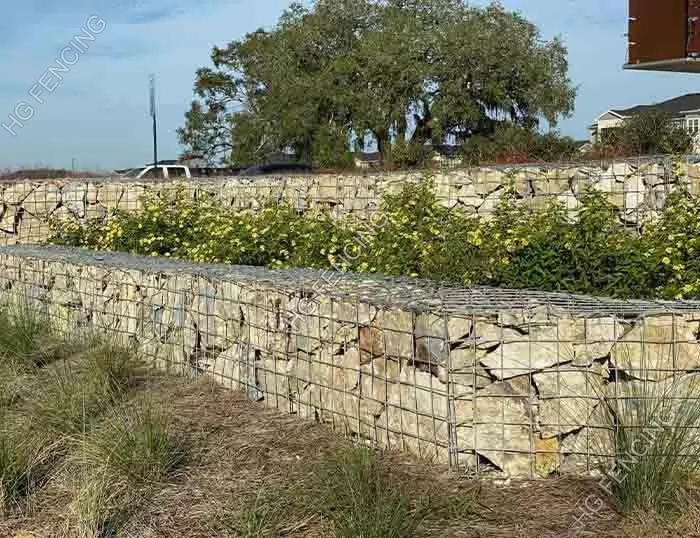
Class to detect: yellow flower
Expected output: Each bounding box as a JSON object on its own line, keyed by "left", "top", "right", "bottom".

{"left": 662, "top": 257, "right": 671, "bottom": 265}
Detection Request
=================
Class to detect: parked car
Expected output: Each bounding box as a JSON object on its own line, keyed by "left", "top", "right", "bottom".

{"left": 238, "top": 162, "right": 312, "bottom": 176}
{"left": 118, "top": 164, "right": 192, "bottom": 180}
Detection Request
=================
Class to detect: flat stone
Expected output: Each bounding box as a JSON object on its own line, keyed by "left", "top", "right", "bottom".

{"left": 453, "top": 379, "right": 535, "bottom": 477}
{"left": 534, "top": 363, "right": 606, "bottom": 438}
{"left": 480, "top": 324, "right": 576, "bottom": 379}
{"left": 22, "top": 185, "right": 61, "bottom": 216}
{"left": 3, "top": 183, "right": 34, "bottom": 205}
{"left": 611, "top": 315, "right": 700, "bottom": 381}
{"left": 572, "top": 317, "right": 627, "bottom": 365}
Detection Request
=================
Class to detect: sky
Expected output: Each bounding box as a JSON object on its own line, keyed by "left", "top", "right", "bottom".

{"left": 2, "top": 0, "right": 700, "bottom": 171}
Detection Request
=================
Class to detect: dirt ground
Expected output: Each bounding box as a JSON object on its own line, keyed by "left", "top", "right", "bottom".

{"left": 2, "top": 374, "right": 698, "bottom": 538}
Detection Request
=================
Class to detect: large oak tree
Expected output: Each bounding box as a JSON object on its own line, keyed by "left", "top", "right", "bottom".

{"left": 178, "top": 0, "right": 576, "bottom": 165}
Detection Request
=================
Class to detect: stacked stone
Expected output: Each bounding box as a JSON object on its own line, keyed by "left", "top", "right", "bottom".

{"left": 2, "top": 158, "right": 700, "bottom": 245}
{"left": 2, "top": 246, "right": 700, "bottom": 479}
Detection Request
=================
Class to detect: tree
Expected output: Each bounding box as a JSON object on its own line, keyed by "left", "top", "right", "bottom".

{"left": 595, "top": 110, "right": 693, "bottom": 156}
{"left": 178, "top": 0, "right": 577, "bottom": 165}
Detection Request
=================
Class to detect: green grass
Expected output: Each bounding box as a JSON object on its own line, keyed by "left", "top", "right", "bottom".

{"left": 0, "top": 429, "right": 35, "bottom": 513}
{"left": 67, "top": 400, "right": 186, "bottom": 536}
{"left": 602, "top": 356, "right": 700, "bottom": 516}
{"left": 0, "top": 302, "right": 70, "bottom": 372}
{"left": 221, "top": 446, "right": 485, "bottom": 538}
{"left": 227, "top": 489, "right": 286, "bottom": 538}
{"left": 28, "top": 342, "right": 142, "bottom": 439}
{"left": 80, "top": 401, "right": 186, "bottom": 485}
{"left": 67, "top": 466, "right": 133, "bottom": 538}
{"left": 312, "top": 447, "right": 430, "bottom": 538}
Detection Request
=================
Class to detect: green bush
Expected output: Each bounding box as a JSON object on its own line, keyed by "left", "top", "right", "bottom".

{"left": 47, "top": 177, "right": 700, "bottom": 301}
{"left": 460, "top": 125, "right": 578, "bottom": 165}
{"left": 594, "top": 109, "right": 693, "bottom": 157}
{"left": 384, "top": 139, "right": 434, "bottom": 169}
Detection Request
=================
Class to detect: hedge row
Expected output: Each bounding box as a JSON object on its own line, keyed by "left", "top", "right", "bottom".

{"left": 48, "top": 180, "right": 700, "bottom": 300}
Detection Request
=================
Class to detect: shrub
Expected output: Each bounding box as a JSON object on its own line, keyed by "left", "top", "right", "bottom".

{"left": 47, "top": 175, "right": 700, "bottom": 301}
{"left": 384, "top": 139, "right": 434, "bottom": 169}
{"left": 595, "top": 109, "right": 693, "bottom": 157}
{"left": 460, "top": 125, "right": 578, "bottom": 165}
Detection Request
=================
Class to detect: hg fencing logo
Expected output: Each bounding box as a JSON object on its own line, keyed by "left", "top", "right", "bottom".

{"left": 2, "top": 15, "right": 107, "bottom": 137}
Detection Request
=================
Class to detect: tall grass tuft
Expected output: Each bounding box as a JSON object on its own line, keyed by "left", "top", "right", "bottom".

{"left": 68, "top": 400, "right": 186, "bottom": 536}
{"left": 82, "top": 401, "right": 186, "bottom": 485}
{"left": 227, "top": 489, "right": 285, "bottom": 538}
{"left": 311, "top": 447, "right": 429, "bottom": 538}
{"left": 602, "top": 345, "right": 700, "bottom": 516}
{"left": 67, "top": 466, "right": 133, "bottom": 538}
{"left": 0, "top": 431, "right": 34, "bottom": 513}
{"left": 0, "top": 301, "right": 69, "bottom": 371}
{"left": 29, "top": 342, "right": 142, "bottom": 439}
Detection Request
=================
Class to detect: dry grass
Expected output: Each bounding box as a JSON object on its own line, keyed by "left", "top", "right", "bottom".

{"left": 3, "top": 374, "right": 700, "bottom": 538}
{"left": 1, "top": 308, "right": 699, "bottom": 537}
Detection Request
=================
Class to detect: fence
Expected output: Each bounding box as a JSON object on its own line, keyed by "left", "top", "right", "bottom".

{"left": 3, "top": 154, "right": 700, "bottom": 246}
{"left": 3, "top": 245, "right": 700, "bottom": 478}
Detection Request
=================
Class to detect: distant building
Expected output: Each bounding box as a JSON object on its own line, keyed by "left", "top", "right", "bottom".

{"left": 354, "top": 152, "right": 382, "bottom": 169}
{"left": 589, "top": 93, "right": 700, "bottom": 152}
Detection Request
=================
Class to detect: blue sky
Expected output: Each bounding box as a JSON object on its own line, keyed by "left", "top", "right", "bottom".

{"left": 2, "top": 0, "right": 700, "bottom": 171}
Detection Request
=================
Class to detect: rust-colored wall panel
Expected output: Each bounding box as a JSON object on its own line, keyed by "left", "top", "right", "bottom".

{"left": 688, "top": 0, "right": 700, "bottom": 55}
{"left": 628, "top": 0, "right": 687, "bottom": 65}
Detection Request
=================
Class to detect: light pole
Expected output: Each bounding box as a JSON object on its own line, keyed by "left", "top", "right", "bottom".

{"left": 149, "top": 74, "right": 158, "bottom": 167}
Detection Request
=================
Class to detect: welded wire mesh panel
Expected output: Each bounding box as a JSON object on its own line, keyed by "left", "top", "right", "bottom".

{"left": 2, "top": 246, "right": 700, "bottom": 479}
{"left": 1, "top": 154, "right": 699, "bottom": 247}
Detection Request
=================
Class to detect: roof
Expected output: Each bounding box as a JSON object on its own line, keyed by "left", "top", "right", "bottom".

{"left": 611, "top": 93, "right": 700, "bottom": 117}
{"left": 356, "top": 152, "right": 382, "bottom": 162}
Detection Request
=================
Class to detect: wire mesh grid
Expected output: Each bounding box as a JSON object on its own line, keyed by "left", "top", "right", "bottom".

{"left": 2, "top": 245, "right": 700, "bottom": 479}
{"left": 1, "top": 154, "right": 700, "bottom": 246}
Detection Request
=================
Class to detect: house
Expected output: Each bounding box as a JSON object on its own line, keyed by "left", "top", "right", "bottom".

{"left": 574, "top": 140, "right": 593, "bottom": 153}
{"left": 354, "top": 152, "right": 382, "bottom": 169}
{"left": 589, "top": 93, "right": 700, "bottom": 152}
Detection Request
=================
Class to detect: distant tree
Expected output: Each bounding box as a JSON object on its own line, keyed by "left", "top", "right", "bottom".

{"left": 178, "top": 0, "right": 577, "bottom": 165}
{"left": 595, "top": 110, "right": 693, "bottom": 156}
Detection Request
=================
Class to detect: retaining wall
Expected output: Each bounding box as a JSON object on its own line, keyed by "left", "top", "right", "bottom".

{"left": 3, "top": 157, "right": 700, "bottom": 245}
{"left": 3, "top": 245, "right": 700, "bottom": 478}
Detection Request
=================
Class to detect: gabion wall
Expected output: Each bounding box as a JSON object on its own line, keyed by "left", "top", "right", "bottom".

{"left": 3, "top": 245, "right": 700, "bottom": 478}
{"left": 1, "top": 156, "right": 698, "bottom": 245}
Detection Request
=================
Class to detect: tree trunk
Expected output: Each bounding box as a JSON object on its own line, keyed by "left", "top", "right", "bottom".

{"left": 375, "top": 131, "right": 388, "bottom": 162}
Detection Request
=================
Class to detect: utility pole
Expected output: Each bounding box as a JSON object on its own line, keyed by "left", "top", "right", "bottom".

{"left": 149, "top": 74, "right": 158, "bottom": 167}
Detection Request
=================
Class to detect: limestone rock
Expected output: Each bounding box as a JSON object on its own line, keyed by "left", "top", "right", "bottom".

{"left": 611, "top": 315, "right": 700, "bottom": 381}
{"left": 3, "top": 183, "right": 33, "bottom": 205}
{"left": 437, "top": 347, "right": 492, "bottom": 392}
{"left": 379, "top": 365, "right": 450, "bottom": 463}
{"left": 22, "top": 185, "right": 61, "bottom": 216}
{"left": 623, "top": 176, "right": 646, "bottom": 211}
{"left": 480, "top": 324, "right": 575, "bottom": 379}
{"left": 572, "top": 317, "right": 627, "bottom": 365}
{"left": 534, "top": 364, "right": 606, "bottom": 438}
{"left": 477, "top": 188, "right": 504, "bottom": 217}
{"left": 472, "top": 170, "right": 505, "bottom": 196}
{"left": 453, "top": 379, "right": 535, "bottom": 477}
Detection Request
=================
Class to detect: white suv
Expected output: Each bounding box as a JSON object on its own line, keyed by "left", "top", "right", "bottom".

{"left": 120, "top": 164, "right": 192, "bottom": 179}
